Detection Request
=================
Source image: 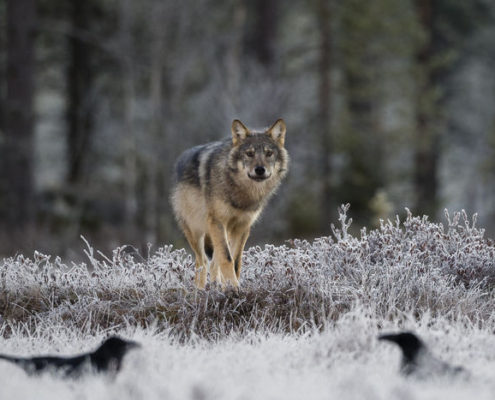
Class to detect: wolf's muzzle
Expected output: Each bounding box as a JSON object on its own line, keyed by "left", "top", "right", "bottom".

{"left": 255, "top": 166, "right": 266, "bottom": 176}
{"left": 249, "top": 166, "right": 270, "bottom": 181}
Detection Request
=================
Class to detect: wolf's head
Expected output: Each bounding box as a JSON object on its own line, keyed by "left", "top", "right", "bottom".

{"left": 229, "top": 119, "right": 288, "bottom": 184}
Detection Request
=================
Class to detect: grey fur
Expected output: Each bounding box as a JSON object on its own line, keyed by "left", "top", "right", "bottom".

{"left": 171, "top": 119, "right": 289, "bottom": 289}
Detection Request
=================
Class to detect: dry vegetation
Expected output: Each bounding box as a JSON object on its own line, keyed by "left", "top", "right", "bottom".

{"left": 1, "top": 206, "right": 494, "bottom": 341}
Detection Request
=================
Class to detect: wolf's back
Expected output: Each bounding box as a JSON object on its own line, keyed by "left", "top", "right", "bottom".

{"left": 174, "top": 144, "right": 207, "bottom": 187}
{"left": 174, "top": 140, "right": 227, "bottom": 189}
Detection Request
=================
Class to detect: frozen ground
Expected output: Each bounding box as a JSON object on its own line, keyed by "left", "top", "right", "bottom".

{"left": 1, "top": 207, "right": 494, "bottom": 399}
{"left": 2, "top": 315, "right": 495, "bottom": 400}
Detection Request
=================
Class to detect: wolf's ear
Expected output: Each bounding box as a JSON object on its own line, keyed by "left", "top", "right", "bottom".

{"left": 232, "top": 119, "right": 250, "bottom": 145}
{"left": 267, "top": 119, "right": 286, "bottom": 146}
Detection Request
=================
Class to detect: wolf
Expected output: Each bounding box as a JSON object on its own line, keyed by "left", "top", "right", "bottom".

{"left": 171, "top": 119, "right": 289, "bottom": 289}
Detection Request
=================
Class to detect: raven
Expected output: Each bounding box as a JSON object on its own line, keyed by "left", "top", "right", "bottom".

{"left": 378, "top": 331, "right": 466, "bottom": 379}
{"left": 0, "top": 336, "right": 140, "bottom": 377}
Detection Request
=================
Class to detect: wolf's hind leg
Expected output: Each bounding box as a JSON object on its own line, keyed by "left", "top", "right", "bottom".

{"left": 182, "top": 224, "right": 208, "bottom": 289}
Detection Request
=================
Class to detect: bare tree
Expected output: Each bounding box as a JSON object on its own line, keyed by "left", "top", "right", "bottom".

{"left": 118, "top": 0, "right": 138, "bottom": 238}
{"left": 246, "top": 0, "right": 278, "bottom": 67}
{"left": 317, "top": 0, "right": 334, "bottom": 230}
{"left": 413, "top": 0, "right": 440, "bottom": 217}
{"left": 339, "top": 0, "right": 385, "bottom": 224}
{"left": 1, "top": 0, "right": 36, "bottom": 234}
{"left": 66, "top": 1, "right": 95, "bottom": 184}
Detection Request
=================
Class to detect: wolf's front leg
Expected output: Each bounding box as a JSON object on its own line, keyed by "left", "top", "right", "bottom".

{"left": 209, "top": 259, "right": 223, "bottom": 286}
{"left": 207, "top": 216, "right": 239, "bottom": 289}
{"left": 194, "top": 256, "right": 208, "bottom": 289}
{"left": 230, "top": 226, "right": 250, "bottom": 280}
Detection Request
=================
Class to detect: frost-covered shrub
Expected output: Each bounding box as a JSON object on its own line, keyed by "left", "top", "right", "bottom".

{"left": 0, "top": 205, "right": 494, "bottom": 339}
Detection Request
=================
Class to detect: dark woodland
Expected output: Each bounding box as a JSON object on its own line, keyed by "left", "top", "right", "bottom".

{"left": 0, "top": 0, "right": 494, "bottom": 257}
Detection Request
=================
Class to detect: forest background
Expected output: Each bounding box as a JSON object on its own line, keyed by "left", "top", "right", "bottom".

{"left": 1, "top": 0, "right": 494, "bottom": 258}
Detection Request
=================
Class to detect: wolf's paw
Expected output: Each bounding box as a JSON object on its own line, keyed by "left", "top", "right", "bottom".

{"left": 224, "top": 285, "right": 241, "bottom": 297}
{"left": 223, "top": 276, "right": 240, "bottom": 292}
{"left": 194, "top": 271, "right": 207, "bottom": 290}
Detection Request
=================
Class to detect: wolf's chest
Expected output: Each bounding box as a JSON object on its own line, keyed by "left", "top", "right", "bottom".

{"left": 213, "top": 198, "right": 262, "bottom": 228}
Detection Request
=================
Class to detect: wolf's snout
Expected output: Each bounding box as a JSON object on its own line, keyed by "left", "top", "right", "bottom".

{"left": 255, "top": 166, "right": 266, "bottom": 176}
{"left": 248, "top": 166, "right": 270, "bottom": 181}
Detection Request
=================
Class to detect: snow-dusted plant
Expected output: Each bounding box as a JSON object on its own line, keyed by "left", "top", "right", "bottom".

{"left": 0, "top": 205, "right": 494, "bottom": 339}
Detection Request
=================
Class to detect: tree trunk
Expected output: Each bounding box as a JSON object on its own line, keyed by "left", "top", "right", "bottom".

{"left": 317, "top": 0, "right": 334, "bottom": 231}
{"left": 225, "top": 2, "right": 246, "bottom": 109}
{"left": 340, "top": 0, "right": 382, "bottom": 224}
{"left": 145, "top": 3, "right": 167, "bottom": 245}
{"left": 1, "top": 0, "right": 36, "bottom": 232}
{"left": 249, "top": 0, "right": 278, "bottom": 67}
{"left": 66, "top": 1, "right": 94, "bottom": 184}
{"left": 119, "top": 0, "right": 138, "bottom": 238}
{"left": 414, "top": 0, "right": 440, "bottom": 217}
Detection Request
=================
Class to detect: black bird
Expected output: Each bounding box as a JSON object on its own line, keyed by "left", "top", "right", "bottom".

{"left": 0, "top": 336, "right": 140, "bottom": 377}
{"left": 378, "top": 331, "right": 466, "bottom": 379}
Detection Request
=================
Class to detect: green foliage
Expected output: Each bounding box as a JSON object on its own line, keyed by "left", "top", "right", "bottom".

{"left": 333, "top": 0, "right": 423, "bottom": 225}
{"left": 435, "top": 0, "right": 493, "bottom": 43}
{"left": 287, "top": 186, "right": 321, "bottom": 237}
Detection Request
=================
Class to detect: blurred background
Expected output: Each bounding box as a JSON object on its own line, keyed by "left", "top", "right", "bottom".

{"left": 0, "top": 0, "right": 494, "bottom": 258}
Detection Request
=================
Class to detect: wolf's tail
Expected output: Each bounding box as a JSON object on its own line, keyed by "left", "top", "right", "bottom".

{"left": 204, "top": 235, "right": 213, "bottom": 259}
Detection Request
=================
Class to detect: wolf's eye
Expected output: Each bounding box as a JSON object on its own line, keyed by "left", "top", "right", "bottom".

{"left": 265, "top": 150, "right": 273, "bottom": 157}
{"left": 246, "top": 150, "right": 255, "bottom": 157}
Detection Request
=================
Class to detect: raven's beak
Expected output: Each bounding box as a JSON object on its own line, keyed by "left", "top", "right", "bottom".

{"left": 127, "top": 340, "right": 142, "bottom": 350}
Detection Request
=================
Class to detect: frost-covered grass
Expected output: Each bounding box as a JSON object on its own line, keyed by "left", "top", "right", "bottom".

{"left": 1, "top": 206, "right": 495, "bottom": 399}
{"left": 3, "top": 314, "right": 495, "bottom": 400}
